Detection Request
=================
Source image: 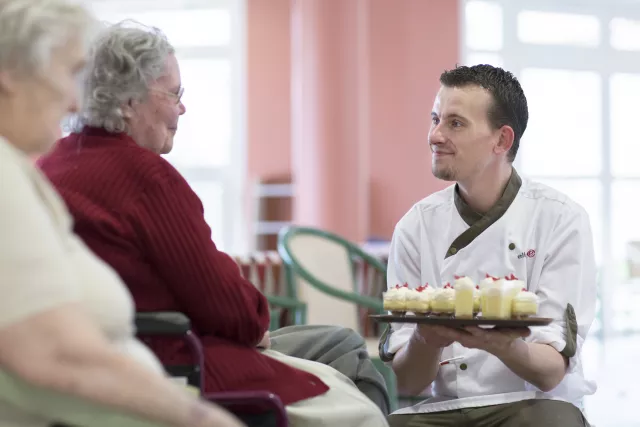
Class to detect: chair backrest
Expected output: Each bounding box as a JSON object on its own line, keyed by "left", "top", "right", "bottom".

{"left": 278, "top": 226, "right": 385, "bottom": 330}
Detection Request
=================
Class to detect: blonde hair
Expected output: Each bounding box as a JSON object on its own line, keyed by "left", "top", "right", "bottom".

{"left": 72, "top": 20, "right": 175, "bottom": 133}
{"left": 0, "top": 0, "right": 96, "bottom": 75}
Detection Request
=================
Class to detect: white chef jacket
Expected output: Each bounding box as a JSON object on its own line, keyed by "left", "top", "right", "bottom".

{"left": 384, "top": 169, "right": 597, "bottom": 415}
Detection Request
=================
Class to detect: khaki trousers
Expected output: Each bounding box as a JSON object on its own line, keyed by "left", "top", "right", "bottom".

{"left": 388, "top": 399, "right": 589, "bottom": 427}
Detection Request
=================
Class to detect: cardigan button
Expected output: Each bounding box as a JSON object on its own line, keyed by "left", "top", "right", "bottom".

{"left": 460, "top": 363, "right": 468, "bottom": 371}
{"left": 509, "top": 243, "right": 516, "bottom": 250}
{"left": 449, "top": 247, "right": 457, "bottom": 255}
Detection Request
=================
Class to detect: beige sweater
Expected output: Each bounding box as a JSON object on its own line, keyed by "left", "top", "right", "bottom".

{"left": 0, "top": 137, "right": 163, "bottom": 426}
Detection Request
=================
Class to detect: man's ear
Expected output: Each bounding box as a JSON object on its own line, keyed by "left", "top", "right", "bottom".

{"left": 494, "top": 125, "right": 514, "bottom": 156}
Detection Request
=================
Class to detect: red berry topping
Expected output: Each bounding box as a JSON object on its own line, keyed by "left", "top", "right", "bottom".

{"left": 454, "top": 274, "right": 462, "bottom": 279}
{"left": 476, "top": 285, "right": 480, "bottom": 289}
{"left": 444, "top": 283, "right": 452, "bottom": 289}
{"left": 402, "top": 283, "right": 409, "bottom": 288}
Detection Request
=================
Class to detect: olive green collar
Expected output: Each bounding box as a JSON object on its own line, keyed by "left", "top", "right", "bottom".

{"left": 445, "top": 168, "right": 522, "bottom": 258}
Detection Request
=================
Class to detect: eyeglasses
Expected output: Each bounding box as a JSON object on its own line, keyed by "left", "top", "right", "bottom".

{"left": 150, "top": 86, "right": 184, "bottom": 104}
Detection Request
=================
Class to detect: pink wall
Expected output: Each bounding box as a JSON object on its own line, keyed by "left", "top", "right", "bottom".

{"left": 247, "top": 0, "right": 292, "bottom": 181}
{"left": 247, "top": 0, "right": 458, "bottom": 241}
{"left": 368, "top": 0, "right": 457, "bottom": 238}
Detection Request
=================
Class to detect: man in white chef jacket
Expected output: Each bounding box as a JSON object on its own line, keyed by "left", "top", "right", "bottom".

{"left": 381, "top": 64, "right": 596, "bottom": 427}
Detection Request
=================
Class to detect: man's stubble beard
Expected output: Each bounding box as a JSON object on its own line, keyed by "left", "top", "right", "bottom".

{"left": 432, "top": 163, "right": 457, "bottom": 182}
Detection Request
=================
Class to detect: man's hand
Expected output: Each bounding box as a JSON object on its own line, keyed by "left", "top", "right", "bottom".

{"left": 413, "top": 325, "right": 455, "bottom": 348}
{"left": 256, "top": 331, "right": 271, "bottom": 349}
{"left": 425, "top": 326, "right": 530, "bottom": 356}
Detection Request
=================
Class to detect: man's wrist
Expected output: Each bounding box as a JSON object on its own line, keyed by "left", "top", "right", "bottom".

{"left": 490, "top": 337, "right": 528, "bottom": 361}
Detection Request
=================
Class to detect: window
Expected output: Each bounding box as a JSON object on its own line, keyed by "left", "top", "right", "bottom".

{"left": 519, "top": 68, "right": 602, "bottom": 176}
{"left": 610, "top": 73, "right": 640, "bottom": 177}
{"left": 85, "top": 0, "right": 246, "bottom": 253}
{"left": 517, "top": 11, "right": 600, "bottom": 47}
{"left": 610, "top": 18, "right": 640, "bottom": 51}
{"left": 464, "top": 52, "right": 504, "bottom": 67}
{"left": 464, "top": 1, "right": 503, "bottom": 51}
{"left": 166, "top": 58, "right": 232, "bottom": 169}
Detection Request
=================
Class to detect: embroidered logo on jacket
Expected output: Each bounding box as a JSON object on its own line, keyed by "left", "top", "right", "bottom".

{"left": 517, "top": 249, "right": 536, "bottom": 259}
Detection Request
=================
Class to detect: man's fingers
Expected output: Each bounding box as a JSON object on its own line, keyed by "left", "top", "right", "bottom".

{"left": 504, "top": 327, "right": 531, "bottom": 338}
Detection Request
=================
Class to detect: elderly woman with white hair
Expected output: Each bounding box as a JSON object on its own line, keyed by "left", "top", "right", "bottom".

{"left": 0, "top": 1, "right": 244, "bottom": 426}
{"left": 39, "top": 19, "right": 389, "bottom": 427}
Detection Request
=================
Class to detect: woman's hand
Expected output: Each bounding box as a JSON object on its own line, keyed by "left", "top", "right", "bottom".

{"left": 256, "top": 331, "right": 271, "bottom": 349}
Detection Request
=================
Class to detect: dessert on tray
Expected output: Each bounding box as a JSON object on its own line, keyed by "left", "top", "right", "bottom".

{"left": 481, "top": 275, "right": 534, "bottom": 319}
{"left": 382, "top": 274, "right": 538, "bottom": 319}
{"left": 511, "top": 287, "right": 539, "bottom": 317}
{"left": 473, "top": 285, "right": 481, "bottom": 314}
{"left": 431, "top": 283, "right": 455, "bottom": 315}
{"left": 383, "top": 283, "right": 409, "bottom": 312}
{"left": 453, "top": 276, "right": 475, "bottom": 318}
{"left": 406, "top": 284, "right": 432, "bottom": 314}
{"left": 478, "top": 274, "right": 499, "bottom": 314}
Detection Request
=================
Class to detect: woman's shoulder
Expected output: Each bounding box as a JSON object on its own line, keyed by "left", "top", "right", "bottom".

{"left": 134, "top": 152, "right": 190, "bottom": 191}
{"left": 0, "top": 136, "right": 30, "bottom": 175}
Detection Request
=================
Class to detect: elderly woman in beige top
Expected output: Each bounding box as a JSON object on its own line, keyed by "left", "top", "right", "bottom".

{"left": 0, "top": 1, "right": 243, "bottom": 426}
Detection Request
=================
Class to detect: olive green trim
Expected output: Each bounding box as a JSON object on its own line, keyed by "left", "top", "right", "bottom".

{"left": 378, "top": 324, "right": 395, "bottom": 362}
{"left": 445, "top": 169, "right": 522, "bottom": 259}
{"left": 454, "top": 186, "right": 484, "bottom": 226}
{"left": 560, "top": 303, "right": 578, "bottom": 359}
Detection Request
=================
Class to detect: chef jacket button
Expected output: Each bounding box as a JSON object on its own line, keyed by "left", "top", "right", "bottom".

{"left": 449, "top": 247, "right": 457, "bottom": 255}
{"left": 509, "top": 243, "right": 516, "bottom": 250}
{"left": 460, "top": 363, "right": 468, "bottom": 371}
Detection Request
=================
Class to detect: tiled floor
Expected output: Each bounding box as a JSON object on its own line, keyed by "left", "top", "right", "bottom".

{"left": 583, "top": 334, "right": 640, "bottom": 427}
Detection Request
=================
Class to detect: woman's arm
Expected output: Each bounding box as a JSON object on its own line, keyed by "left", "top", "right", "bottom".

{"left": 129, "top": 176, "right": 270, "bottom": 346}
{"left": 0, "top": 304, "right": 244, "bottom": 427}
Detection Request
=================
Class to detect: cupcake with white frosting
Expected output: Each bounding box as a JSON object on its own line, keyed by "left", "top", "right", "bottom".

{"left": 406, "top": 285, "right": 431, "bottom": 314}
{"left": 431, "top": 283, "right": 455, "bottom": 315}
{"left": 383, "top": 283, "right": 409, "bottom": 312}
{"left": 512, "top": 287, "right": 538, "bottom": 317}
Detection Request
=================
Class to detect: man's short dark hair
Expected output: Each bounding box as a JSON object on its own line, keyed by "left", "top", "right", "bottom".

{"left": 439, "top": 64, "right": 528, "bottom": 162}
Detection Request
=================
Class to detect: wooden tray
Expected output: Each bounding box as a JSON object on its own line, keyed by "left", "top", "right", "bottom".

{"left": 369, "top": 314, "right": 553, "bottom": 328}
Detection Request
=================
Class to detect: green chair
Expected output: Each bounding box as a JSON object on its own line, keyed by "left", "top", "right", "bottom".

{"left": 277, "top": 225, "right": 398, "bottom": 410}
{"left": 266, "top": 294, "right": 307, "bottom": 330}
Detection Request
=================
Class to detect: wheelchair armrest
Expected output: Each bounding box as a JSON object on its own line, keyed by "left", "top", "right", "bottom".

{"left": 135, "top": 312, "right": 191, "bottom": 336}
{"left": 205, "top": 391, "right": 288, "bottom": 427}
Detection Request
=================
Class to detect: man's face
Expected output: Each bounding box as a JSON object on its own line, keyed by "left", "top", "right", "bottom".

{"left": 428, "top": 85, "right": 502, "bottom": 183}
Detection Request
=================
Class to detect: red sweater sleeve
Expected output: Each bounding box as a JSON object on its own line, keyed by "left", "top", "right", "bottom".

{"left": 128, "top": 174, "right": 270, "bottom": 346}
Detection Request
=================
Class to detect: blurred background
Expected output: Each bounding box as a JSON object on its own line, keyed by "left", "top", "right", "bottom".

{"left": 80, "top": 0, "right": 640, "bottom": 425}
